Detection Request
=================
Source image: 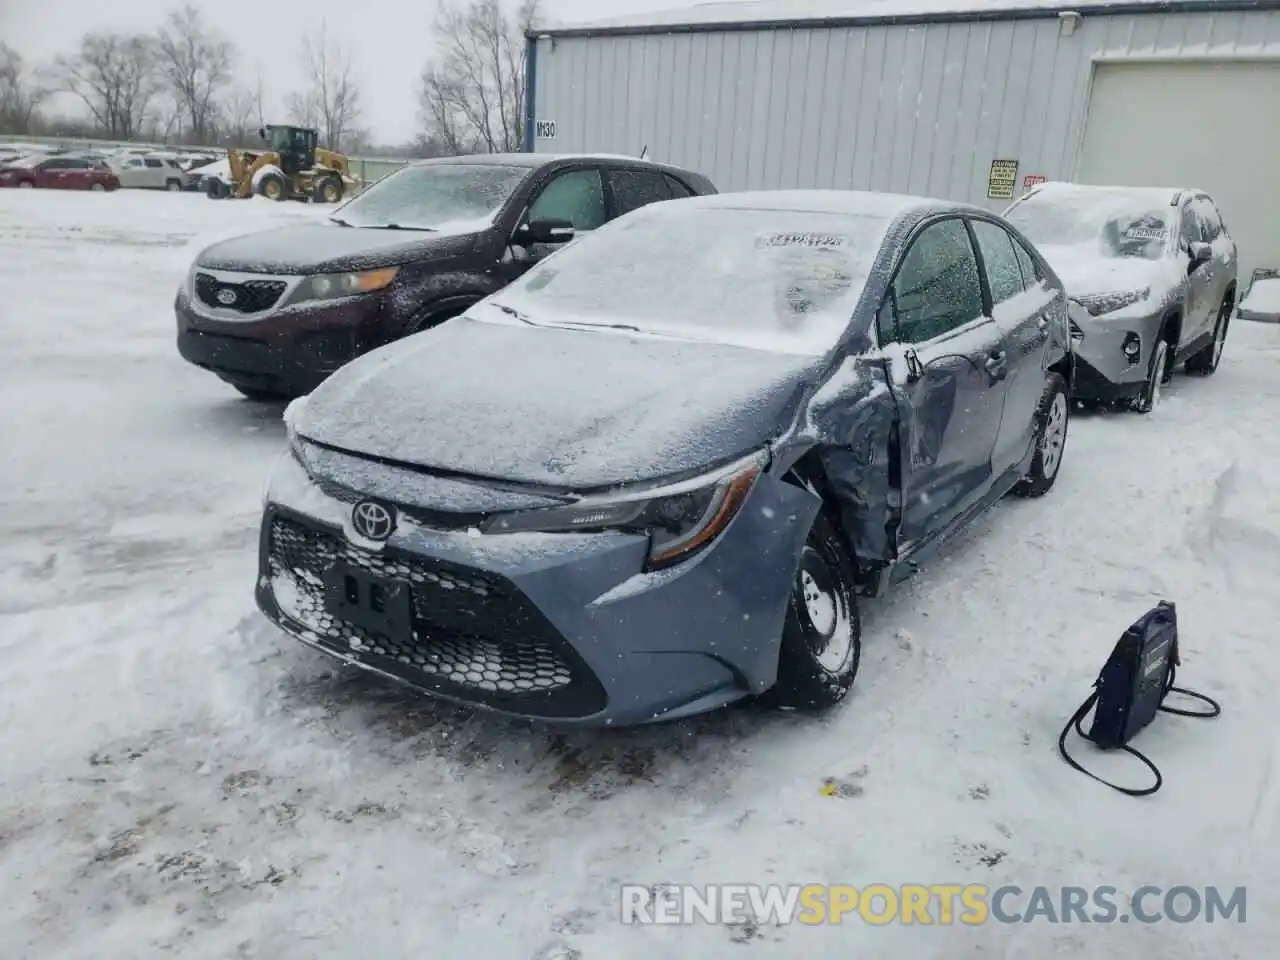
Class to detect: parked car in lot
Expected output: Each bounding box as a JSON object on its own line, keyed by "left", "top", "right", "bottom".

{"left": 1004, "top": 182, "right": 1237, "bottom": 412}
{"left": 256, "top": 190, "right": 1074, "bottom": 727}
{"left": 112, "top": 153, "right": 186, "bottom": 191}
{"left": 0, "top": 154, "right": 119, "bottom": 191}
{"left": 176, "top": 153, "right": 717, "bottom": 400}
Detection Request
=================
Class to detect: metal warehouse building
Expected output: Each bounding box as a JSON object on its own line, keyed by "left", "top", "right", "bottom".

{"left": 525, "top": 0, "right": 1280, "bottom": 279}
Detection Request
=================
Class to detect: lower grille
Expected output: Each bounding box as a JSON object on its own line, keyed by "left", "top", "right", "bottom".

{"left": 263, "top": 510, "right": 607, "bottom": 717}
{"left": 195, "top": 272, "right": 287, "bottom": 313}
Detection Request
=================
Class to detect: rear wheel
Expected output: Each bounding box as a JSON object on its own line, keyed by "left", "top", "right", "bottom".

{"left": 18, "top": 180, "right": 33, "bottom": 189}
{"left": 1186, "top": 296, "right": 1233, "bottom": 375}
{"left": 1013, "top": 373, "right": 1069, "bottom": 498}
{"left": 313, "top": 175, "right": 344, "bottom": 203}
{"left": 767, "top": 513, "right": 862, "bottom": 711}
{"left": 90, "top": 183, "right": 105, "bottom": 192}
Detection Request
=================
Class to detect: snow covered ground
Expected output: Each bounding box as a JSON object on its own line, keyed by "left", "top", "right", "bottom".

{"left": 3, "top": 189, "right": 1280, "bottom": 959}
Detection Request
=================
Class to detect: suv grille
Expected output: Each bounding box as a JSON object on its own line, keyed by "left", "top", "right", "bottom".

{"left": 195, "top": 272, "right": 287, "bottom": 314}
{"left": 263, "top": 511, "right": 607, "bottom": 718}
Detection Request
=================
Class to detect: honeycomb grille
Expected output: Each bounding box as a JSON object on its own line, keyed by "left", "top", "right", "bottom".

{"left": 195, "top": 272, "right": 287, "bottom": 313}
{"left": 264, "top": 511, "right": 607, "bottom": 716}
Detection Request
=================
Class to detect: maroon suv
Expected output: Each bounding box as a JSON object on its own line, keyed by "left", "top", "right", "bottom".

{"left": 0, "top": 155, "right": 120, "bottom": 190}
{"left": 174, "top": 153, "right": 716, "bottom": 400}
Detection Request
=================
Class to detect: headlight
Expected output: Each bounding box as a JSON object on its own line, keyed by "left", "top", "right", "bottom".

{"left": 1075, "top": 287, "right": 1150, "bottom": 317}
{"left": 286, "top": 267, "right": 399, "bottom": 307}
{"left": 481, "top": 449, "right": 767, "bottom": 570}
{"left": 282, "top": 394, "right": 308, "bottom": 452}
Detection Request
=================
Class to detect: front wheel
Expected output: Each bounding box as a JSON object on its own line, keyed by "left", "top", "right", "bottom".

{"left": 18, "top": 181, "right": 33, "bottom": 189}
{"left": 1013, "top": 373, "right": 1069, "bottom": 498}
{"left": 90, "top": 183, "right": 105, "bottom": 192}
{"left": 767, "top": 513, "right": 862, "bottom": 711}
{"left": 1132, "top": 337, "right": 1170, "bottom": 414}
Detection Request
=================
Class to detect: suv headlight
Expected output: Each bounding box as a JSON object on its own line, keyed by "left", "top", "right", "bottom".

{"left": 284, "top": 267, "right": 399, "bottom": 307}
{"left": 481, "top": 449, "right": 767, "bottom": 570}
{"left": 1075, "top": 287, "right": 1150, "bottom": 317}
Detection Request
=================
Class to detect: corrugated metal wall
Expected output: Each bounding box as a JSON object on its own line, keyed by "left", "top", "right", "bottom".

{"left": 531, "top": 9, "right": 1280, "bottom": 208}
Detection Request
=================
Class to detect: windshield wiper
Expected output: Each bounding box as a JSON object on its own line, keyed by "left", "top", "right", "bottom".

{"left": 329, "top": 217, "right": 352, "bottom": 227}
{"left": 371, "top": 223, "right": 436, "bottom": 232}
{"left": 490, "top": 302, "right": 537, "bottom": 325}
{"left": 549, "top": 320, "right": 642, "bottom": 333}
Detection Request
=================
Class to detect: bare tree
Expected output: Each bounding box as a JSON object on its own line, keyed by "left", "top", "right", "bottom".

{"left": 418, "top": 0, "right": 537, "bottom": 154}
{"left": 53, "top": 32, "right": 158, "bottom": 139}
{"left": 155, "top": 4, "right": 236, "bottom": 144}
{"left": 0, "top": 43, "right": 48, "bottom": 135}
{"left": 286, "top": 23, "right": 362, "bottom": 152}
{"left": 221, "top": 84, "right": 258, "bottom": 145}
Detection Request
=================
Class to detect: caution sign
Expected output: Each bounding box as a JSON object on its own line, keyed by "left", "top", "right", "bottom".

{"left": 987, "top": 159, "right": 1019, "bottom": 200}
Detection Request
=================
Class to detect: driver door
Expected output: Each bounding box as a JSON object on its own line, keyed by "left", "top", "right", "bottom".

{"left": 1179, "top": 199, "right": 1215, "bottom": 345}
{"left": 498, "top": 167, "right": 607, "bottom": 283}
{"left": 880, "top": 217, "right": 1010, "bottom": 554}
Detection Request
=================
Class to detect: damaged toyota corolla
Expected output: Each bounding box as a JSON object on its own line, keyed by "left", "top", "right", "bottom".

{"left": 256, "top": 190, "right": 1075, "bottom": 727}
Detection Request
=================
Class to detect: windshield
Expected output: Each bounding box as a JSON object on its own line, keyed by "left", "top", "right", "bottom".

{"left": 1005, "top": 193, "right": 1173, "bottom": 260}
{"left": 11, "top": 155, "right": 44, "bottom": 168}
{"left": 334, "top": 163, "right": 529, "bottom": 230}
{"left": 493, "top": 206, "right": 890, "bottom": 355}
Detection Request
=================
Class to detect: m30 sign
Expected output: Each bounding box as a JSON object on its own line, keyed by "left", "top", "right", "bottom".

{"left": 535, "top": 120, "right": 557, "bottom": 140}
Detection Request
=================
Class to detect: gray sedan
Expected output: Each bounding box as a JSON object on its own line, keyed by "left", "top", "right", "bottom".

{"left": 1004, "top": 182, "right": 1238, "bottom": 413}
{"left": 255, "top": 190, "right": 1073, "bottom": 726}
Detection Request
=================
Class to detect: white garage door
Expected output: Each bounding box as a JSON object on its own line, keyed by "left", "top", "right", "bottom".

{"left": 1076, "top": 60, "right": 1280, "bottom": 290}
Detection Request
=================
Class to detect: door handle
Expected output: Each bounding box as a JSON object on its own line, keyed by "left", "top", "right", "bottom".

{"left": 985, "top": 351, "right": 1008, "bottom": 383}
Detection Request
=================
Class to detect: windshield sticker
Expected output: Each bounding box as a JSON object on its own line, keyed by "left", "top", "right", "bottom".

{"left": 1124, "top": 226, "right": 1167, "bottom": 242}
{"left": 756, "top": 232, "right": 848, "bottom": 250}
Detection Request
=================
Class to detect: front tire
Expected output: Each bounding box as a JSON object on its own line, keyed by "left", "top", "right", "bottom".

{"left": 1132, "top": 337, "right": 1170, "bottom": 414}
{"left": 1014, "top": 372, "right": 1069, "bottom": 498}
{"left": 313, "top": 175, "right": 344, "bottom": 203}
{"left": 257, "top": 173, "right": 288, "bottom": 202}
{"left": 767, "top": 513, "right": 862, "bottom": 711}
{"left": 90, "top": 183, "right": 105, "bottom": 192}
{"left": 165, "top": 178, "right": 183, "bottom": 192}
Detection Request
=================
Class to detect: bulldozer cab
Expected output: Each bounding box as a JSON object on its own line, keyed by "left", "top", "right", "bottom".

{"left": 259, "top": 125, "right": 317, "bottom": 176}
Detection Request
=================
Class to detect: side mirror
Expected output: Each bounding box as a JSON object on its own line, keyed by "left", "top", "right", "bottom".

{"left": 1188, "top": 241, "right": 1212, "bottom": 272}
{"left": 516, "top": 218, "right": 575, "bottom": 246}
{"left": 258, "top": 127, "right": 267, "bottom": 142}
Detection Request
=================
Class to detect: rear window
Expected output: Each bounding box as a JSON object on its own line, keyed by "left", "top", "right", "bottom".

{"left": 496, "top": 205, "right": 891, "bottom": 356}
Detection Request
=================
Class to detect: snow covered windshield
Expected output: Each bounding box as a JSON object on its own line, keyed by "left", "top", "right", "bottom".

{"left": 335, "top": 163, "right": 528, "bottom": 231}
{"left": 1005, "top": 193, "right": 1173, "bottom": 261}
{"left": 495, "top": 206, "right": 888, "bottom": 355}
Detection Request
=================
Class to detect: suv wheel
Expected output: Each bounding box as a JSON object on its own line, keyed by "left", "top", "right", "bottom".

{"left": 1013, "top": 373, "right": 1069, "bottom": 498}
{"left": 1186, "top": 296, "right": 1232, "bottom": 375}
{"left": 1132, "top": 337, "right": 1170, "bottom": 414}
{"left": 767, "top": 513, "right": 862, "bottom": 711}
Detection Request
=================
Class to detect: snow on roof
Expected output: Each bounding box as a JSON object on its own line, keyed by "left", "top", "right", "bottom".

{"left": 537, "top": 0, "right": 1193, "bottom": 33}
{"left": 1022, "top": 180, "right": 1185, "bottom": 207}
{"left": 668, "top": 188, "right": 946, "bottom": 219}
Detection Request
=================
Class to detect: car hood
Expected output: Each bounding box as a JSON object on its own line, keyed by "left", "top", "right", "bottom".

{"left": 1036, "top": 244, "right": 1179, "bottom": 298}
{"left": 294, "top": 315, "right": 823, "bottom": 490}
{"left": 194, "top": 223, "right": 484, "bottom": 274}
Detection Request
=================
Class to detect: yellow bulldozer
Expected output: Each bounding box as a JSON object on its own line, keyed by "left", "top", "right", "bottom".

{"left": 205, "top": 124, "right": 357, "bottom": 203}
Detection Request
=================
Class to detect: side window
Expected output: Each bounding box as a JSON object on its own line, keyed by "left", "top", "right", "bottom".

{"left": 608, "top": 169, "right": 672, "bottom": 217}
{"left": 144, "top": 158, "right": 163, "bottom": 169}
{"left": 1180, "top": 202, "right": 1202, "bottom": 248}
{"left": 663, "top": 173, "right": 694, "bottom": 198}
{"left": 887, "top": 218, "right": 985, "bottom": 344}
{"left": 970, "top": 219, "right": 1027, "bottom": 305}
{"left": 1012, "top": 238, "right": 1041, "bottom": 288}
{"left": 1194, "top": 198, "right": 1222, "bottom": 241}
{"left": 127, "top": 158, "right": 144, "bottom": 168}
{"left": 527, "top": 169, "right": 607, "bottom": 231}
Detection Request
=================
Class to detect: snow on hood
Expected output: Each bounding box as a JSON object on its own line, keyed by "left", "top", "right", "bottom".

{"left": 294, "top": 314, "right": 822, "bottom": 490}
{"left": 193, "top": 222, "right": 482, "bottom": 274}
{"left": 1035, "top": 244, "right": 1181, "bottom": 298}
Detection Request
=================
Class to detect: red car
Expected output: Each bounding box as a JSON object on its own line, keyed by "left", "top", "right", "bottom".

{"left": 0, "top": 155, "right": 120, "bottom": 191}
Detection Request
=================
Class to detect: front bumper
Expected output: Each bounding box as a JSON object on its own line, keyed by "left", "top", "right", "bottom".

{"left": 1069, "top": 309, "right": 1164, "bottom": 402}
{"left": 254, "top": 452, "right": 818, "bottom": 727}
{"left": 175, "top": 288, "right": 388, "bottom": 396}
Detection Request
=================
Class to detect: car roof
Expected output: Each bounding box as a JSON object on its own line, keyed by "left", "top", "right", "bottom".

{"left": 1020, "top": 181, "right": 1193, "bottom": 207}
{"left": 407, "top": 152, "right": 690, "bottom": 171}
{"left": 656, "top": 188, "right": 977, "bottom": 221}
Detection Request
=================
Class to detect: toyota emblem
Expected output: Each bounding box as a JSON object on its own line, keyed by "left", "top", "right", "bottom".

{"left": 216, "top": 288, "right": 238, "bottom": 306}
{"left": 351, "top": 500, "right": 396, "bottom": 541}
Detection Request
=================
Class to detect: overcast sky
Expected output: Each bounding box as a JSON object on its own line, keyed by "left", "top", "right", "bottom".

{"left": 0, "top": 0, "right": 750, "bottom": 145}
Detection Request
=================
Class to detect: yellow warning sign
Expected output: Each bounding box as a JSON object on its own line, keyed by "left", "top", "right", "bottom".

{"left": 987, "top": 159, "right": 1019, "bottom": 200}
